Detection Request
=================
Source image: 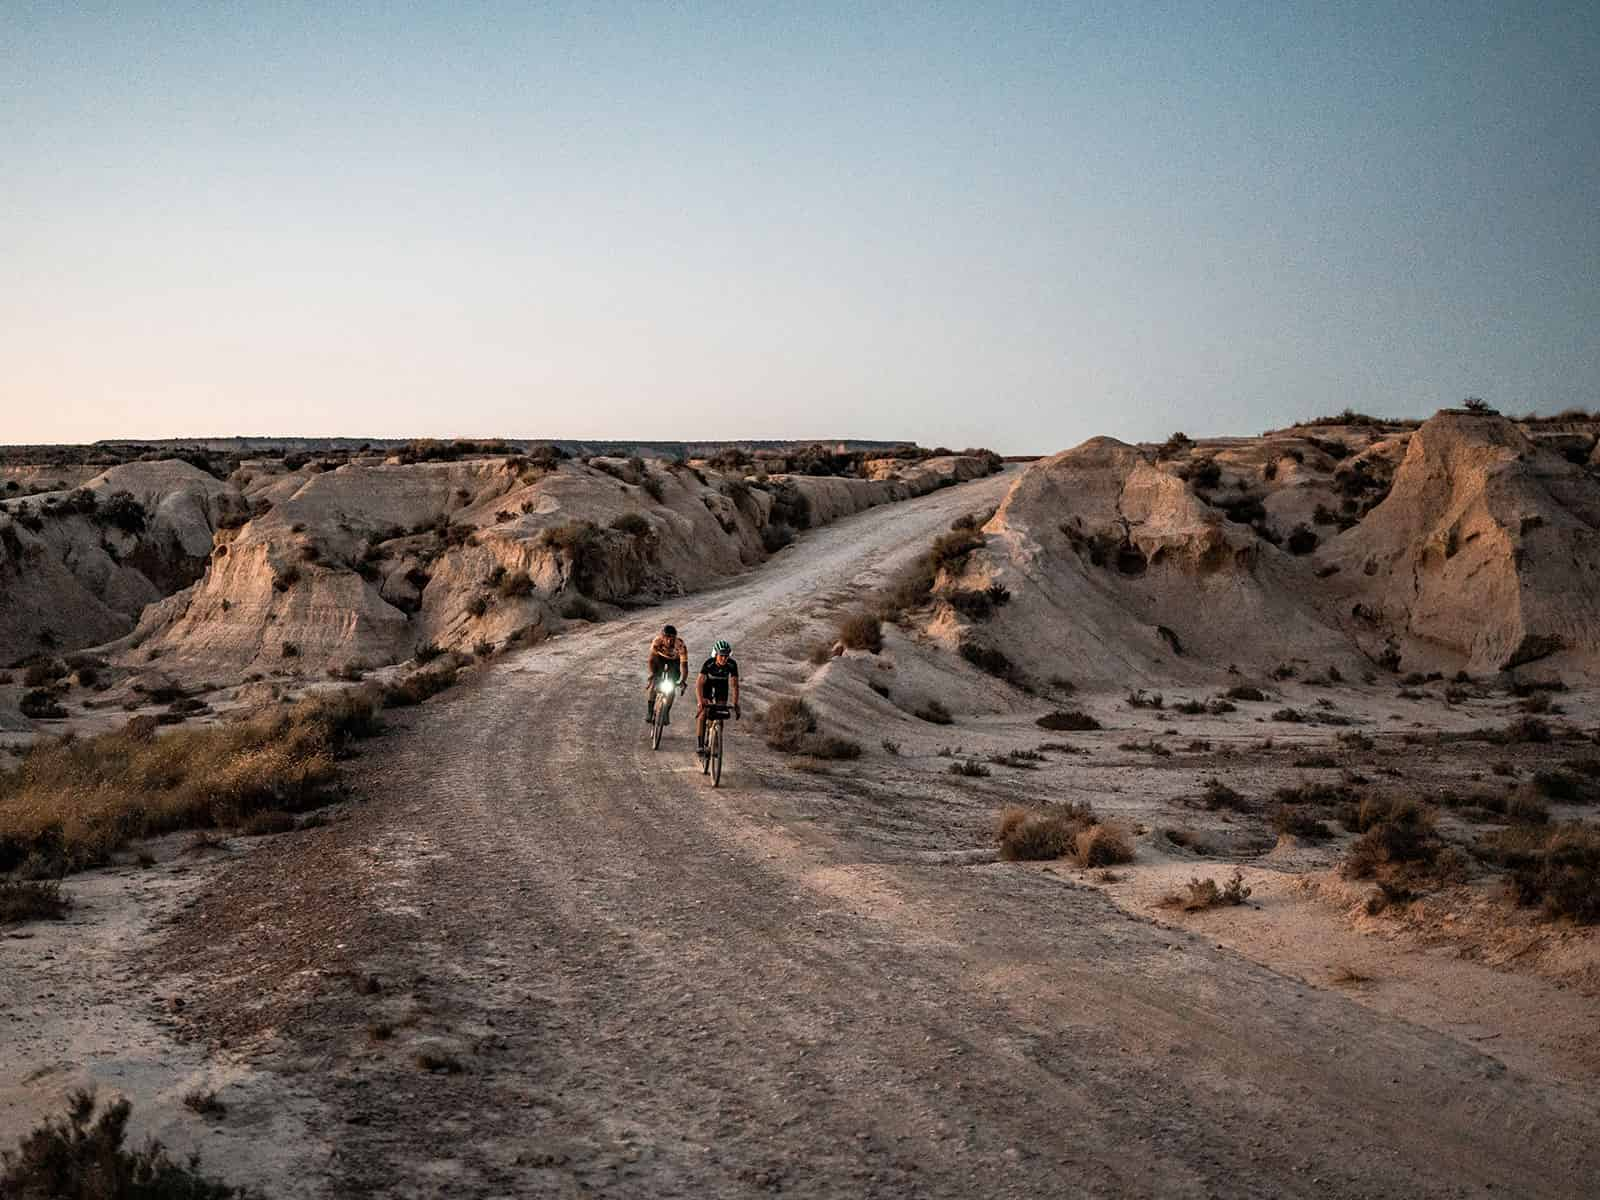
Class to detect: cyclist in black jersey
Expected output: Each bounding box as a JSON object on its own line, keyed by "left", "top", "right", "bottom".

{"left": 696, "top": 639, "right": 740, "bottom": 759}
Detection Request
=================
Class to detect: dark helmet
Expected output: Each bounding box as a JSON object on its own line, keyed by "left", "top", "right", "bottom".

{"left": 663, "top": 624, "right": 677, "bottom": 638}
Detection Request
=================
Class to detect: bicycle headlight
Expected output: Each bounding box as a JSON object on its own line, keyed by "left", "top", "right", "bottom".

{"left": 658, "top": 678, "right": 676, "bottom": 694}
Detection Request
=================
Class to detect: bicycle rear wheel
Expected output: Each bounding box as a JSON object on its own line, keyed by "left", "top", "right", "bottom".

{"left": 711, "top": 722, "right": 723, "bottom": 787}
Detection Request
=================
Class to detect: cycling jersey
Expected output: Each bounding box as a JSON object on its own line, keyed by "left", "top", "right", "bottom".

{"left": 649, "top": 634, "right": 688, "bottom": 666}
{"left": 699, "top": 655, "right": 739, "bottom": 703}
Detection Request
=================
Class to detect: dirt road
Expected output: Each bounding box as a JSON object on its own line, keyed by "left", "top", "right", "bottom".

{"left": 151, "top": 475, "right": 1600, "bottom": 1198}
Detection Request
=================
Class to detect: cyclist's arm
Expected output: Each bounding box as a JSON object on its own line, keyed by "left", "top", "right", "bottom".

{"left": 678, "top": 641, "right": 690, "bottom": 672}
{"left": 730, "top": 669, "right": 740, "bottom": 709}
{"left": 696, "top": 671, "right": 708, "bottom": 704}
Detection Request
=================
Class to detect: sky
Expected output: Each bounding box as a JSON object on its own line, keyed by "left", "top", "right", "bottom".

{"left": 2, "top": 2, "right": 1597, "bottom": 454}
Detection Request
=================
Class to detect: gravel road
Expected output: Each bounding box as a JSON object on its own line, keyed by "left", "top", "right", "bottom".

{"left": 151, "top": 473, "right": 1600, "bottom": 1198}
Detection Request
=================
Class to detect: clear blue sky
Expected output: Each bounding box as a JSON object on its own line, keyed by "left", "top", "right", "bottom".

{"left": 3, "top": 2, "right": 1596, "bottom": 452}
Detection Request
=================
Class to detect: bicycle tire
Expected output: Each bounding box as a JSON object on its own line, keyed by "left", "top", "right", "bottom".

{"left": 711, "top": 722, "right": 723, "bottom": 787}
{"left": 651, "top": 705, "right": 664, "bottom": 751}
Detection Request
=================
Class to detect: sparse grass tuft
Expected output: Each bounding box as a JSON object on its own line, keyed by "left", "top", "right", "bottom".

{"left": 948, "top": 759, "right": 991, "bottom": 778}
{"left": 183, "top": 1089, "right": 227, "bottom": 1119}
{"left": 1224, "top": 685, "right": 1267, "bottom": 702}
{"left": 415, "top": 1049, "right": 464, "bottom": 1074}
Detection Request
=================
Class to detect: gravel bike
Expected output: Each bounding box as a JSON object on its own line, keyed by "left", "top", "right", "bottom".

{"left": 700, "top": 703, "right": 734, "bottom": 786}
{"left": 649, "top": 669, "right": 682, "bottom": 752}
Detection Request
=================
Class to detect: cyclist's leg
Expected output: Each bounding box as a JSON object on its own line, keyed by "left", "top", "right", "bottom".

{"left": 646, "top": 654, "right": 665, "bottom": 721}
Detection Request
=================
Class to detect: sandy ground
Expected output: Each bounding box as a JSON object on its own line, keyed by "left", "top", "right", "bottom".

{"left": 5, "top": 471, "right": 1600, "bottom": 1197}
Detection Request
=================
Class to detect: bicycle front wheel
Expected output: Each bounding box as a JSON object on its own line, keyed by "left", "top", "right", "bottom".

{"left": 651, "top": 705, "right": 664, "bottom": 751}
{"left": 711, "top": 722, "right": 723, "bottom": 787}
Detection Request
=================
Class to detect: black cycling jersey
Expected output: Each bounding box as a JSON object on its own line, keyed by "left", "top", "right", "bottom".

{"left": 699, "top": 655, "right": 739, "bottom": 703}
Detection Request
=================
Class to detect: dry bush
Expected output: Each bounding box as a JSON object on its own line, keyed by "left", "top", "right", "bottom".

{"left": 380, "top": 666, "right": 458, "bottom": 708}
{"left": 1198, "top": 778, "right": 1250, "bottom": 812}
{"left": 1342, "top": 797, "right": 1438, "bottom": 880}
{"left": 0, "top": 877, "right": 71, "bottom": 925}
{"left": 240, "top": 810, "right": 297, "bottom": 836}
{"left": 1224, "top": 685, "right": 1266, "bottom": 702}
{"left": 1035, "top": 709, "right": 1100, "bottom": 731}
{"left": 1478, "top": 822, "right": 1600, "bottom": 924}
{"left": 0, "top": 1090, "right": 246, "bottom": 1197}
{"left": 1073, "top": 823, "right": 1134, "bottom": 868}
{"left": 20, "top": 690, "right": 67, "bottom": 720}
{"left": 1274, "top": 805, "right": 1333, "bottom": 840}
{"left": 561, "top": 595, "right": 601, "bottom": 622}
{"left": 498, "top": 570, "right": 534, "bottom": 598}
{"left": 416, "top": 1049, "right": 464, "bottom": 1074}
{"left": 914, "top": 699, "right": 954, "bottom": 725}
{"left": 1125, "top": 689, "right": 1163, "bottom": 710}
{"left": 948, "top": 759, "right": 990, "bottom": 778}
{"left": 0, "top": 691, "right": 382, "bottom": 872}
{"left": 836, "top": 612, "right": 882, "bottom": 653}
{"left": 1162, "top": 869, "right": 1252, "bottom": 911}
{"left": 997, "top": 801, "right": 1095, "bottom": 861}
{"left": 763, "top": 696, "right": 817, "bottom": 752}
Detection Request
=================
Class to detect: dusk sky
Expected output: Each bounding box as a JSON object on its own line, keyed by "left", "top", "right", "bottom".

{"left": 4, "top": 2, "right": 1596, "bottom": 453}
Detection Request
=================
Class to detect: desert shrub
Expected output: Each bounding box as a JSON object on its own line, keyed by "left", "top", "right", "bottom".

{"left": 474, "top": 639, "right": 494, "bottom": 658}
{"left": 1274, "top": 806, "right": 1333, "bottom": 840}
{"left": 948, "top": 759, "right": 991, "bottom": 778}
{"left": 0, "top": 1090, "right": 247, "bottom": 1197}
{"left": 498, "top": 570, "right": 534, "bottom": 598}
{"left": 959, "top": 640, "right": 1019, "bottom": 683}
{"left": 1342, "top": 797, "right": 1438, "bottom": 879}
{"left": 837, "top": 612, "right": 882, "bottom": 653}
{"left": 1185, "top": 458, "right": 1222, "bottom": 489}
{"left": 1118, "top": 739, "right": 1173, "bottom": 757}
{"left": 1162, "top": 869, "right": 1252, "bottom": 911}
{"left": 22, "top": 660, "right": 67, "bottom": 688}
{"left": 561, "top": 595, "right": 601, "bottom": 622}
{"left": 1271, "top": 707, "right": 1307, "bottom": 723}
{"left": 96, "top": 491, "right": 147, "bottom": 535}
{"left": 762, "top": 522, "right": 796, "bottom": 552}
{"left": 414, "top": 641, "right": 442, "bottom": 664}
{"left": 1156, "top": 431, "right": 1193, "bottom": 460}
{"left": 1125, "top": 689, "right": 1163, "bottom": 710}
{"left": 764, "top": 697, "right": 817, "bottom": 752}
{"left": 1482, "top": 823, "right": 1600, "bottom": 923}
{"left": 802, "top": 734, "right": 863, "bottom": 760}
{"left": 914, "top": 699, "right": 954, "bottom": 725}
{"left": 1173, "top": 699, "right": 1206, "bottom": 715}
{"left": 279, "top": 641, "right": 299, "bottom": 659}
{"left": 381, "top": 666, "right": 458, "bottom": 708}
{"left": 880, "top": 739, "right": 900, "bottom": 756}
{"left": 1199, "top": 778, "right": 1250, "bottom": 812}
{"left": 0, "top": 691, "right": 381, "bottom": 872}
{"left": 271, "top": 563, "right": 301, "bottom": 592}
{"left": 947, "top": 589, "right": 995, "bottom": 620}
{"left": 997, "top": 800, "right": 1098, "bottom": 861}
{"left": 929, "top": 529, "right": 984, "bottom": 573}
{"left": 20, "top": 690, "right": 67, "bottom": 720}
{"left": 610, "top": 512, "right": 651, "bottom": 538}
{"left": 0, "top": 877, "right": 71, "bottom": 924}
{"left": 466, "top": 595, "right": 490, "bottom": 618}
{"left": 1532, "top": 768, "right": 1590, "bottom": 803}
{"left": 1286, "top": 524, "right": 1319, "bottom": 555}
{"left": 1036, "top": 709, "right": 1100, "bottom": 731}
{"left": 1073, "top": 824, "right": 1134, "bottom": 867}
{"left": 1225, "top": 685, "right": 1267, "bottom": 702}
{"left": 539, "top": 520, "right": 606, "bottom": 593}
{"left": 1501, "top": 716, "right": 1552, "bottom": 744}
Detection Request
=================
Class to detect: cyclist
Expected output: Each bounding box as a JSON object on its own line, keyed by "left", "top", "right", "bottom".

{"left": 645, "top": 624, "right": 689, "bottom": 724}
{"left": 696, "top": 638, "right": 741, "bottom": 760}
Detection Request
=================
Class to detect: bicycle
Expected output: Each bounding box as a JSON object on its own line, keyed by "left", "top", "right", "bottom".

{"left": 700, "top": 703, "right": 734, "bottom": 786}
{"left": 649, "top": 669, "right": 683, "bottom": 752}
